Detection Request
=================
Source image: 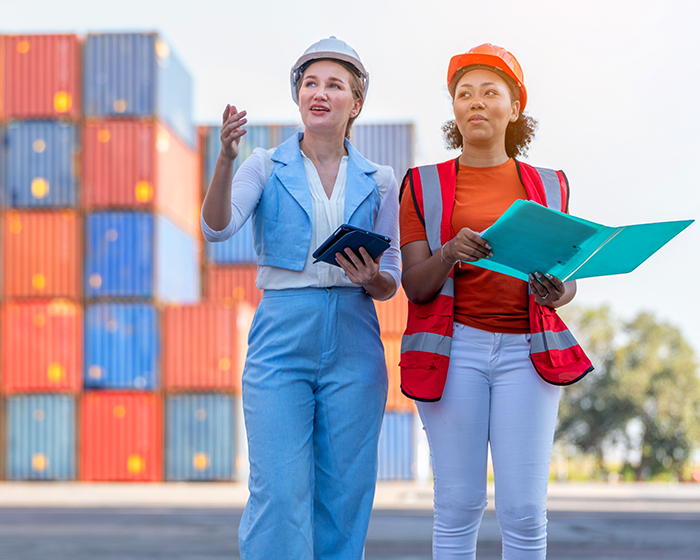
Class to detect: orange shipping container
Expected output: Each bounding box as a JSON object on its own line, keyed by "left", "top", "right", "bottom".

{"left": 2, "top": 300, "right": 83, "bottom": 393}
{"left": 375, "top": 285, "right": 408, "bottom": 336}
{"left": 81, "top": 392, "right": 162, "bottom": 481}
{"left": 83, "top": 120, "right": 201, "bottom": 236}
{"left": 162, "top": 302, "right": 254, "bottom": 391}
{"left": 383, "top": 335, "right": 415, "bottom": 412}
{"left": 204, "top": 265, "right": 262, "bottom": 308}
{"left": 5, "top": 34, "right": 81, "bottom": 120}
{"left": 2, "top": 210, "right": 82, "bottom": 299}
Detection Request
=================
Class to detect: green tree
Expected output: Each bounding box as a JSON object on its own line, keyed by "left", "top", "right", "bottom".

{"left": 556, "top": 305, "right": 700, "bottom": 480}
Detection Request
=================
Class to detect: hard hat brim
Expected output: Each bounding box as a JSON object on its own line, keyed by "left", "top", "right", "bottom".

{"left": 290, "top": 51, "right": 369, "bottom": 105}
{"left": 447, "top": 52, "right": 527, "bottom": 110}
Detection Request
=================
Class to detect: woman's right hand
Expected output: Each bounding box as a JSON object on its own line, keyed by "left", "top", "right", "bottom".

{"left": 220, "top": 104, "right": 248, "bottom": 161}
{"left": 443, "top": 227, "right": 492, "bottom": 263}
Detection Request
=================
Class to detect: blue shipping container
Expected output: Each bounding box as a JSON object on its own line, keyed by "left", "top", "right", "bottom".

{"left": 6, "top": 394, "right": 75, "bottom": 480}
{"left": 83, "top": 33, "right": 194, "bottom": 149}
{"left": 85, "top": 212, "right": 200, "bottom": 302}
{"left": 165, "top": 394, "right": 234, "bottom": 481}
{"left": 352, "top": 124, "right": 414, "bottom": 183}
{"left": 4, "top": 120, "right": 79, "bottom": 208}
{"left": 85, "top": 303, "right": 159, "bottom": 389}
{"left": 378, "top": 411, "right": 414, "bottom": 481}
{"left": 0, "top": 126, "right": 6, "bottom": 206}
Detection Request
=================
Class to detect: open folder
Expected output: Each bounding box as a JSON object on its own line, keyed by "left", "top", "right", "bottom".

{"left": 471, "top": 199, "right": 693, "bottom": 282}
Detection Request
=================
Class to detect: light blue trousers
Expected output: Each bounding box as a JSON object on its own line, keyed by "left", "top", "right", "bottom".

{"left": 239, "top": 287, "right": 388, "bottom": 560}
{"left": 417, "top": 323, "right": 561, "bottom": 560}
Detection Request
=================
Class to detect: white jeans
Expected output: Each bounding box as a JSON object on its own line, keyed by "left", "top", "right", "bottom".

{"left": 417, "top": 323, "right": 561, "bottom": 560}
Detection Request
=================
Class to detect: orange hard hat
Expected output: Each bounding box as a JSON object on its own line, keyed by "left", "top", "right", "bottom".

{"left": 447, "top": 43, "right": 527, "bottom": 110}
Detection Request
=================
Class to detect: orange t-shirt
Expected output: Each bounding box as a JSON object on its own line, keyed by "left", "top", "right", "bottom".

{"left": 400, "top": 158, "right": 530, "bottom": 333}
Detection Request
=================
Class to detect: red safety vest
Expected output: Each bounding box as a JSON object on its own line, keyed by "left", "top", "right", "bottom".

{"left": 399, "top": 158, "right": 593, "bottom": 401}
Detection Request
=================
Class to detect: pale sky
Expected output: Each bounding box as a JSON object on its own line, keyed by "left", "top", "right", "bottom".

{"left": 5, "top": 0, "right": 700, "bottom": 354}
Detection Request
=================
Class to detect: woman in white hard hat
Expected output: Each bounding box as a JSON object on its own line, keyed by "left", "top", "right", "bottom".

{"left": 399, "top": 44, "right": 589, "bottom": 559}
{"left": 201, "top": 37, "right": 400, "bottom": 559}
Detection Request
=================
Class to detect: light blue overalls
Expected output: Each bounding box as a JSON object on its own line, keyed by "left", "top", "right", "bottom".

{"left": 238, "top": 134, "right": 389, "bottom": 560}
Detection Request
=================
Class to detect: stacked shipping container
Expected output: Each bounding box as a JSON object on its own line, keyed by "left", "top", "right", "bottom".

{"left": 1, "top": 34, "right": 83, "bottom": 482}
{"left": 1, "top": 31, "right": 419, "bottom": 482}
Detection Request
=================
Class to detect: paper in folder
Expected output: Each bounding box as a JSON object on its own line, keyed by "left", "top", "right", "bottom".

{"left": 471, "top": 200, "right": 693, "bottom": 282}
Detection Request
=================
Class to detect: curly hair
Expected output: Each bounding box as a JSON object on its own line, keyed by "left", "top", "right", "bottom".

{"left": 443, "top": 67, "right": 539, "bottom": 158}
{"left": 442, "top": 113, "right": 539, "bottom": 159}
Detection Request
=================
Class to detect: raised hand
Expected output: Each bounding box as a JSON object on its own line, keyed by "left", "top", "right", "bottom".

{"left": 220, "top": 104, "right": 248, "bottom": 161}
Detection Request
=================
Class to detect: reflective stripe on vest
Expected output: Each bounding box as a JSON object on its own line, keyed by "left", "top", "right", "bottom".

{"left": 401, "top": 332, "right": 452, "bottom": 357}
{"left": 532, "top": 166, "right": 562, "bottom": 212}
{"left": 418, "top": 165, "right": 444, "bottom": 252}
{"left": 530, "top": 329, "right": 579, "bottom": 354}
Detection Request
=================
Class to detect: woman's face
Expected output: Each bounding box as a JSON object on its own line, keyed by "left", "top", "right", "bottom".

{"left": 297, "top": 60, "right": 362, "bottom": 135}
{"left": 452, "top": 68, "right": 520, "bottom": 151}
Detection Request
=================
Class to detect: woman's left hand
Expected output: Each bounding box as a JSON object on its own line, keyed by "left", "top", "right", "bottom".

{"left": 336, "top": 247, "right": 381, "bottom": 286}
{"left": 529, "top": 271, "right": 566, "bottom": 307}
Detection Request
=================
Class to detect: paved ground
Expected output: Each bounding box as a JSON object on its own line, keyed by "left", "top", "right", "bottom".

{"left": 0, "top": 482, "right": 698, "bottom": 559}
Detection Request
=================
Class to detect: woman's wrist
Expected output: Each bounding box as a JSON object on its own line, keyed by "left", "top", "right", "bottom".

{"left": 440, "top": 241, "right": 459, "bottom": 266}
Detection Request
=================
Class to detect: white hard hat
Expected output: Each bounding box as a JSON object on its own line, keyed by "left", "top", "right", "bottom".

{"left": 290, "top": 36, "right": 369, "bottom": 105}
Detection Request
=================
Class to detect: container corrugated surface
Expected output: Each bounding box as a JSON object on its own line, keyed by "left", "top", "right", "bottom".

{"left": 6, "top": 394, "right": 76, "bottom": 480}
{"left": 2, "top": 300, "right": 82, "bottom": 393}
{"left": 85, "top": 212, "right": 200, "bottom": 302}
{"left": 165, "top": 394, "right": 234, "bottom": 481}
{"left": 155, "top": 214, "right": 200, "bottom": 303}
{"left": 83, "top": 33, "right": 194, "bottom": 149}
{"left": 2, "top": 210, "right": 82, "bottom": 298}
{"left": 162, "top": 302, "right": 254, "bottom": 391}
{"left": 0, "top": 36, "right": 6, "bottom": 120}
{"left": 5, "top": 34, "right": 82, "bottom": 120}
{"left": 375, "top": 285, "right": 408, "bottom": 337}
{"left": 377, "top": 411, "right": 414, "bottom": 480}
{"left": 82, "top": 120, "right": 156, "bottom": 208}
{"left": 85, "top": 303, "right": 159, "bottom": 390}
{"left": 203, "top": 265, "right": 262, "bottom": 308}
{"left": 5, "top": 120, "right": 79, "bottom": 207}
{"left": 352, "top": 124, "right": 414, "bottom": 181}
{"left": 83, "top": 120, "right": 200, "bottom": 236}
{"left": 154, "top": 121, "right": 200, "bottom": 236}
{"left": 85, "top": 212, "right": 154, "bottom": 299}
{"left": 382, "top": 336, "right": 414, "bottom": 412}
{"left": 81, "top": 391, "right": 162, "bottom": 481}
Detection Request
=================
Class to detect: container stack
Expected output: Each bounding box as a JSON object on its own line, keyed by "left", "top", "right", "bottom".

{"left": 80, "top": 32, "right": 204, "bottom": 482}
{"left": 1, "top": 34, "right": 83, "bottom": 481}
{"left": 1, "top": 30, "right": 422, "bottom": 483}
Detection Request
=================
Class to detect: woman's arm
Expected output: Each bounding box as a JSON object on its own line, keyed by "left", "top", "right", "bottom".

{"left": 201, "top": 105, "right": 247, "bottom": 231}
{"left": 401, "top": 228, "right": 492, "bottom": 304}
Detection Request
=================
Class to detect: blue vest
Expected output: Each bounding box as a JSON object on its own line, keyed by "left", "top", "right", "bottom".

{"left": 252, "top": 133, "right": 382, "bottom": 271}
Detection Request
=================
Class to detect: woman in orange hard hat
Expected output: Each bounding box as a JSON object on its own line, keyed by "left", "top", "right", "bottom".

{"left": 399, "top": 44, "right": 582, "bottom": 559}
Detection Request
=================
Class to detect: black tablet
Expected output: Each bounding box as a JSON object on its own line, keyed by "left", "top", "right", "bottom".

{"left": 313, "top": 224, "right": 391, "bottom": 267}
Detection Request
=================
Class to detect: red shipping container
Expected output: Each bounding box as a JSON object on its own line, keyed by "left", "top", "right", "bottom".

{"left": 5, "top": 34, "right": 82, "bottom": 120}
{"left": 375, "top": 285, "right": 408, "bottom": 336}
{"left": 383, "top": 335, "right": 415, "bottom": 412}
{"left": 82, "top": 120, "right": 201, "bottom": 236}
{"left": 204, "top": 265, "right": 262, "bottom": 308}
{"left": 2, "top": 300, "right": 82, "bottom": 393}
{"left": 162, "top": 302, "right": 254, "bottom": 391}
{"left": 0, "top": 36, "right": 6, "bottom": 120}
{"left": 81, "top": 392, "right": 162, "bottom": 481}
{"left": 2, "top": 210, "right": 82, "bottom": 298}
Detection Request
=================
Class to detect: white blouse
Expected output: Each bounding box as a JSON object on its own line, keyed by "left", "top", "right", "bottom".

{"left": 201, "top": 146, "right": 402, "bottom": 294}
